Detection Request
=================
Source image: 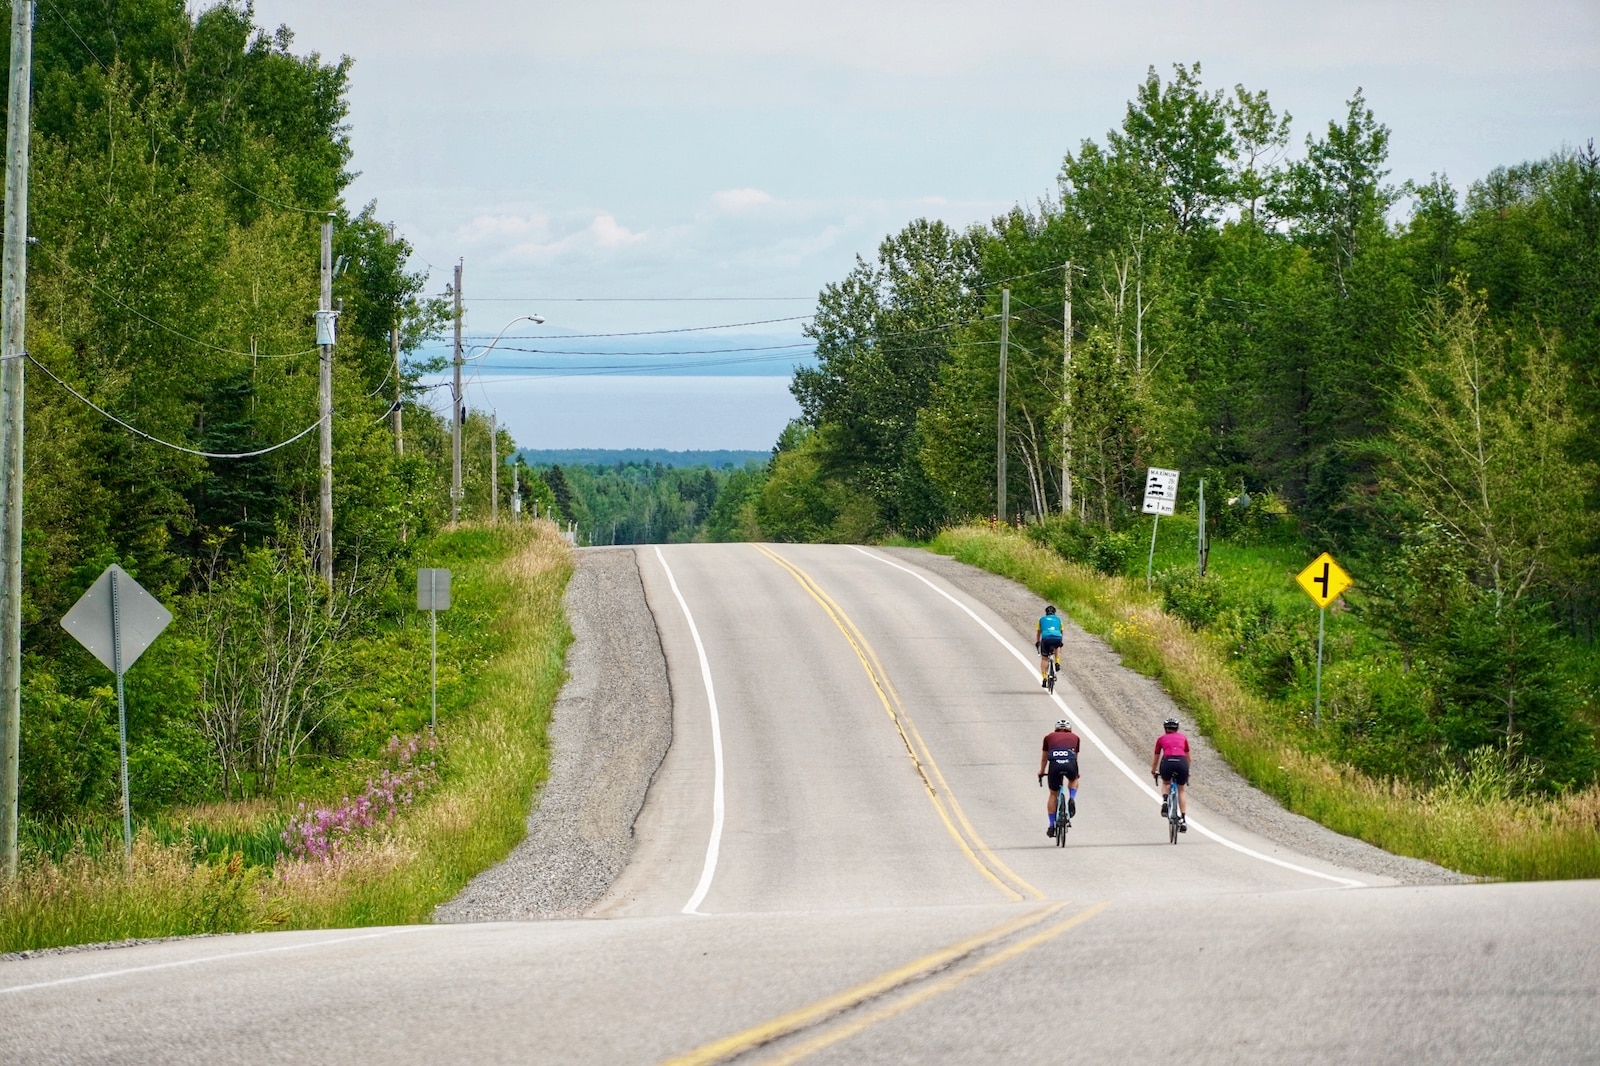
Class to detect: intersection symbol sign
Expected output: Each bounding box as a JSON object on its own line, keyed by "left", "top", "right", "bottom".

{"left": 1297, "top": 552, "right": 1352, "bottom": 608}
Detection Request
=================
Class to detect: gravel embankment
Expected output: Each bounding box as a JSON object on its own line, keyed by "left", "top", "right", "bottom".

{"left": 884, "top": 547, "right": 1471, "bottom": 886}
{"left": 436, "top": 547, "right": 673, "bottom": 921}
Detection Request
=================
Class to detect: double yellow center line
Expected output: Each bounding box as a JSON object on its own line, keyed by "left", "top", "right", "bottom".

{"left": 754, "top": 545, "right": 1041, "bottom": 904}
{"left": 661, "top": 900, "right": 1109, "bottom": 1066}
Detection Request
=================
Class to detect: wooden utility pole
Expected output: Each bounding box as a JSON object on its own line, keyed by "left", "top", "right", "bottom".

{"left": 318, "top": 220, "right": 334, "bottom": 588}
{"left": 1061, "top": 261, "right": 1074, "bottom": 517}
{"left": 996, "top": 287, "right": 1009, "bottom": 524}
{"left": 387, "top": 224, "right": 403, "bottom": 456}
{"left": 0, "top": 0, "right": 32, "bottom": 879}
{"left": 489, "top": 412, "right": 498, "bottom": 524}
{"left": 450, "top": 260, "right": 463, "bottom": 524}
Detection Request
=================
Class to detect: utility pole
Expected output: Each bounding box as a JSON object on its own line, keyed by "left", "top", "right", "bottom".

{"left": 450, "top": 260, "right": 463, "bottom": 524}
{"left": 996, "top": 287, "right": 1009, "bottom": 524}
{"left": 0, "top": 0, "right": 32, "bottom": 879}
{"left": 489, "top": 412, "right": 498, "bottom": 524}
{"left": 1061, "top": 262, "right": 1074, "bottom": 517}
{"left": 387, "top": 224, "right": 403, "bottom": 456}
{"left": 318, "top": 220, "right": 334, "bottom": 589}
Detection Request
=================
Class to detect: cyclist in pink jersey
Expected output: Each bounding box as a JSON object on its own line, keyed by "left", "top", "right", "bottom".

{"left": 1150, "top": 717, "right": 1190, "bottom": 831}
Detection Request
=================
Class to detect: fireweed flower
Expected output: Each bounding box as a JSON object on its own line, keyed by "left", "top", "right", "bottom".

{"left": 279, "top": 734, "right": 441, "bottom": 864}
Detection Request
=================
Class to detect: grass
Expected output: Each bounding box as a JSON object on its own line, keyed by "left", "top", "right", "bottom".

{"left": 930, "top": 524, "right": 1600, "bottom": 881}
{"left": 0, "top": 522, "right": 574, "bottom": 952}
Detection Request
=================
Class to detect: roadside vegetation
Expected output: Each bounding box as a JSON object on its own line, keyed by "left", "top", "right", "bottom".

{"left": 2, "top": 524, "right": 571, "bottom": 953}
{"left": 3, "top": 6, "right": 570, "bottom": 951}
{"left": 936, "top": 524, "right": 1600, "bottom": 881}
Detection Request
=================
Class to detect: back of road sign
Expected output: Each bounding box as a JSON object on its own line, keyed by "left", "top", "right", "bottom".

{"left": 417, "top": 568, "right": 452, "bottom": 612}
{"left": 1142, "top": 467, "right": 1180, "bottom": 516}
{"left": 60, "top": 564, "right": 172, "bottom": 673}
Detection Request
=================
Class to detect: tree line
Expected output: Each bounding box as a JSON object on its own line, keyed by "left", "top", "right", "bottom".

{"left": 766, "top": 63, "right": 1599, "bottom": 785}
{"left": 10, "top": 1, "right": 513, "bottom": 824}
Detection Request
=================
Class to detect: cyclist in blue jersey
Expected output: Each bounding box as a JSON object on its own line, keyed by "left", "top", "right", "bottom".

{"left": 1036, "top": 605, "right": 1064, "bottom": 689}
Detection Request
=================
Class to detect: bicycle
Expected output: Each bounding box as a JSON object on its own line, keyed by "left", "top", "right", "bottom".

{"left": 1037, "top": 775, "right": 1071, "bottom": 846}
{"left": 1054, "top": 781, "right": 1071, "bottom": 846}
{"left": 1038, "top": 646, "right": 1060, "bottom": 694}
{"left": 1157, "top": 774, "right": 1181, "bottom": 844}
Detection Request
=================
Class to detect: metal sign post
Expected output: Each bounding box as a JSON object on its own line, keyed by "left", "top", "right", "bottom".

{"left": 1296, "top": 552, "right": 1352, "bottom": 728}
{"left": 1141, "top": 467, "right": 1180, "bottom": 590}
{"left": 60, "top": 564, "right": 172, "bottom": 854}
{"left": 417, "top": 568, "right": 452, "bottom": 732}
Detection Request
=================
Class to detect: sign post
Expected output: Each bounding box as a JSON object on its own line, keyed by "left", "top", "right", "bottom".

{"left": 60, "top": 564, "right": 172, "bottom": 854}
{"left": 1196, "top": 479, "right": 1209, "bottom": 576}
{"left": 417, "top": 568, "right": 452, "bottom": 732}
{"left": 1141, "top": 467, "right": 1180, "bottom": 590}
{"left": 1295, "top": 552, "right": 1352, "bottom": 728}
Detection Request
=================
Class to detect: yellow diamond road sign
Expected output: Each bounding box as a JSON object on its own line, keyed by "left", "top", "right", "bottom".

{"left": 1297, "top": 552, "right": 1352, "bottom": 608}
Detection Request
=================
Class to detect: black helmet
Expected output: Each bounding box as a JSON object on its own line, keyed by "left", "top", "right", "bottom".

{"left": 1044, "top": 605, "right": 1057, "bottom": 615}
{"left": 1055, "top": 718, "right": 1071, "bottom": 731}
{"left": 1163, "top": 717, "right": 1180, "bottom": 732}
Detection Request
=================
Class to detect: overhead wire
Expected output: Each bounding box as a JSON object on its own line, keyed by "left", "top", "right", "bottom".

{"left": 36, "top": 241, "right": 319, "bottom": 361}
{"left": 458, "top": 314, "right": 813, "bottom": 342}
{"left": 27, "top": 353, "right": 326, "bottom": 459}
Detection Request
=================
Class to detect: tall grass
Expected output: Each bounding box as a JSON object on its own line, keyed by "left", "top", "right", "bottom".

{"left": 931, "top": 525, "right": 1600, "bottom": 881}
{"left": 1, "top": 523, "right": 573, "bottom": 952}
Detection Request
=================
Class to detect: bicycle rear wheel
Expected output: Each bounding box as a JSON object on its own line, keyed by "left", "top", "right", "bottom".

{"left": 1168, "top": 787, "right": 1180, "bottom": 844}
{"left": 1046, "top": 662, "right": 1057, "bottom": 694}
{"left": 1055, "top": 791, "right": 1068, "bottom": 847}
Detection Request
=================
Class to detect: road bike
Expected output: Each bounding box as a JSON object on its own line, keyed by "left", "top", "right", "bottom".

{"left": 1160, "top": 776, "right": 1182, "bottom": 844}
{"left": 1038, "top": 775, "right": 1071, "bottom": 845}
{"left": 1044, "top": 649, "right": 1060, "bottom": 694}
{"left": 1053, "top": 781, "right": 1071, "bottom": 847}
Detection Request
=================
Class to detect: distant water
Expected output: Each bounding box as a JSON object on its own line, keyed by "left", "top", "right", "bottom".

{"left": 517, "top": 448, "right": 770, "bottom": 468}
{"left": 441, "top": 374, "right": 801, "bottom": 450}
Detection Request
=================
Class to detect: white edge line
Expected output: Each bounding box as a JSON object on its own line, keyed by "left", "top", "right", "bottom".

{"left": 851, "top": 547, "right": 1367, "bottom": 889}
{"left": 0, "top": 927, "right": 429, "bottom": 995}
{"left": 655, "top": 546, "right": 726, "bottom": 915}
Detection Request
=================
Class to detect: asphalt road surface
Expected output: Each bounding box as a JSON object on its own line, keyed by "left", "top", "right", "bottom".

{"left": 4, "top": 544, "right": 1596, "bottom": 1064}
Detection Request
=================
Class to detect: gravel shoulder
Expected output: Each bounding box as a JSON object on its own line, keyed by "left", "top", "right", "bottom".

{"left": 436, "top": 547, "right": 674, "bottom": 921}
{"left": 883, "top": 546, "right": 1470, "bottom": 886}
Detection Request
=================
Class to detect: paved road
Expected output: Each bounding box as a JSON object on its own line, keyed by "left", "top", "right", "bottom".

{"left": 3, "top": 545, "right": 1596, "bottom": 1064}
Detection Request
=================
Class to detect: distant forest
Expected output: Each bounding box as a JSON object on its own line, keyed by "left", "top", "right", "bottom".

{"left": 521, "top": 459, "right": 762, "bottom": 545}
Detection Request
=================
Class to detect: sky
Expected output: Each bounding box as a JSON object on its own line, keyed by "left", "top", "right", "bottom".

{"left": 251, "top": 0, "right": 1600, "bottom": 450}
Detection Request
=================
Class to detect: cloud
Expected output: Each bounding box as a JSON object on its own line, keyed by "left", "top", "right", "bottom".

{"left": 458, "top": 213, "right": 550, "bottom": 244}
{"left": 589, "top": 213, "right": 647, "bottom": 247}
{"left": 712, "top": 187, "right": 776, "bottom": 213}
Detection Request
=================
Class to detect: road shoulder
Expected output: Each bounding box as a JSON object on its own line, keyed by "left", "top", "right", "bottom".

{"left": 436, "top": 546, "right": 674, "bottom": 921}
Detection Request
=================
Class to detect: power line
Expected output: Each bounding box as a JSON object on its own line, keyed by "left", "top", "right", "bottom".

{"left": 474, "top": 352, "right": 810, "bottom": 374}
{"left": 36, "top": 244, "right": 319, "bottom": 360}
{"left": 468, "top": 296, "right": 815, "bottom": 303}
{"left": 476, "top": 341, "right": 815, "bottom": 357}
{"left": 457, "top": 314, "right": 813, "bottom": 341}
{"left": 28, "top": 354, "right": 326, "bottom": 459}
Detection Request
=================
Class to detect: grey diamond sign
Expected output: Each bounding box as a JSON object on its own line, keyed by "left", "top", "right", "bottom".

{"left": 61, "top": 564, "right": 172, "bottom": 673}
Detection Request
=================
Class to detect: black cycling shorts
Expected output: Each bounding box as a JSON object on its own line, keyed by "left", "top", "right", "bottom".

{"left": 1047, "top": 754, "right": 1079, "bottom": 790}
{"left": 1038, "top": 636, "right": 1064, "bottom": 655}
{"left": 1159, "top": 755, "right": 1190, "bottom": 786}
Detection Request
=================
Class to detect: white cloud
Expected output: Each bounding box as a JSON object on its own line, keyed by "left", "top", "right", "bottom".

{"left": 712, "top": 188, "right": 776, "bottom": 213}
{"left": 589, "top": 213, "right": 647, "bottom": 248}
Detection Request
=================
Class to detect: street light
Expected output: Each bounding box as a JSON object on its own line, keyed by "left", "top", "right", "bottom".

{"left": 453, "top": 313, "right": 544, "bottom": 522}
